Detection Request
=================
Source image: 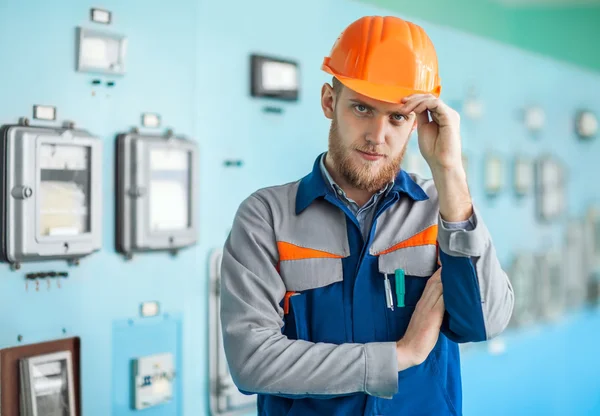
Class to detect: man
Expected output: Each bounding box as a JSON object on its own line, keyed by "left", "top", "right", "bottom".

{"left": 220, "top": 15, "right": 514, "bottom": 416}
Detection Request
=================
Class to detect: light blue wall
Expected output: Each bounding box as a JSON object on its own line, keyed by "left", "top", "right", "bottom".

{"left": 0, "top": 0, "right": 599, "bottom": 415}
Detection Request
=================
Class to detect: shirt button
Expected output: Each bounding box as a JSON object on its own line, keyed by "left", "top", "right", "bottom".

{"left": 336, "top": 188, "right": 343, "bottom": 196}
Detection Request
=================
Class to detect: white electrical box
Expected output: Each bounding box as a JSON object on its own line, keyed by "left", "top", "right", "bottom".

{"left": 250, "top": 54, "right": 299, "bottom": 101}
{"left": 116, "top": 129, "right": 198, "bottom": 258}
{"left": 132, "top": 352, "right": 176, "bottom": 410}
{"left": 209, "top": 248, "right": 257, "bottom": 415}
{"left": 0, "top": 119, "right": 103, "bottom": 269}
{"left": 564, "top": 219, "right": 589, "bottom": 310}
{"left": 508, "top": 253, "right": 538, "bottom": 327}
{"left": 535, "top": 155, "right": 566, "bottom": 222}
{"left": 76, "top": 27, "right": 127, "bottom": 75}
{"left": 20, "top": 351, "right": 77, "bottom": 416}
{"left": 536, "top": 250, "right": 565, "bottom": 321}
{"left": 585, "top": 206, "right": 600, "bottom": 272}
{"left": 484, "top": 153, "right": 504, "bottom": 196}
{"left": 513, "top": 156, "right": 534, "bottom": 197}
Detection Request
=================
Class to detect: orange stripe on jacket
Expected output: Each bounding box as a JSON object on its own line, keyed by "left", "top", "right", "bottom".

{"left": 277, "top": 241, "right": 344, "bottom": 261}
{"left": 283, "top": 291, "right": 297, "bottom": 314}
{"left": 376, "top": 224, "right": 438, "bottom": 256}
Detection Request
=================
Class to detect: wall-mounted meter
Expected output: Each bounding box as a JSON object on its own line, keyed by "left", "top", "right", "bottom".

{"left": 584, "top": 206, "right": 600, "bottom": 304}
{"left": 209, "top": 248, "right": 257, "bottom": 415}
{"left": 536, "top": 250, "right": 565, "bottom": 322}
{"left": 116, "top": 129, "right": 198, "bottom": 259}
{"left": 508, "top": 252, "right": 538, "bottom": 327}
{"left": 132, "top": 352, "right": 176, "bottom": 410}
{"left": 20, "top": 350, "right": 77, "bottom": 416}
{"left": 513, "top": 156, "right": 534, "bottom": 197}
{"left": 76, "top": 27, "right": 127, "bottom": 75}
{"left": 250, "top": 54, "right": 299, "bottom": 101}
{"left": 585, "top": 206, "right": 600, "bottom": 271}
{"left": 0, "top": 118, "right": 102, "bottom": 270}
{"left": 564, "top": 219, "right": 588, "bottom": 310}
{"left": 484, "top": 153, "right": 504, "bottom": 197}
{"left": 535, "top": 155, "right": 566, "bottom": 222}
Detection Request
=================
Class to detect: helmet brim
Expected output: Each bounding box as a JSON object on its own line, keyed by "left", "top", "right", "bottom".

{"left": 322, "top": 64, "right": 441, "bottom": 104}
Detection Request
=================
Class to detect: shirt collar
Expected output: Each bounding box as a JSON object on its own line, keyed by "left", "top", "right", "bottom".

{"left": 296, "top": 152, "right": 429, "bottom": 215}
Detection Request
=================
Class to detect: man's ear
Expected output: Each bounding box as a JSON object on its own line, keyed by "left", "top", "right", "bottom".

{"left": 321, "top": 83, "right": 336, "bottom": 120}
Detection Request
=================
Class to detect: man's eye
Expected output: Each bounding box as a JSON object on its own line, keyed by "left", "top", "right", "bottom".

{"left": 355, "top": 105, "right": 368, "bottom": 113}
{"left": 391, "top": 114, "right": 405, "bottom": 122}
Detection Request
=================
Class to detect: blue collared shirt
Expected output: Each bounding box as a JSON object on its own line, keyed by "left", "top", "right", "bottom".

{"left": 318, "top": 153, "right": 473, "bottom": 240}
{"left": 319, "top": 153, "right": 392, "bottom": 240}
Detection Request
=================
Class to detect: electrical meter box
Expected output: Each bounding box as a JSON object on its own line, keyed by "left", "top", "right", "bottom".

{"left": 508, "top": 253, "right": 538, "bottom": 327}
{"left": 0, "top": 119, "right": 102, "bottom": 269}
{"left": 536, "top": 250, "right": 565, "bottom": 321}
{"left": 209, "top": 248, "right": 257, "bottom": 415}
{"left": 132, "top": 352, "right": 176, "bottom": 410}
{"left": 116, "top": 129, "right": 198, "bottom": 258}
{"left": 564, "top": 219, "right": 589, "bottom": 310}
{"left": 20, "top": 350, "right": 77, "bottom": 416}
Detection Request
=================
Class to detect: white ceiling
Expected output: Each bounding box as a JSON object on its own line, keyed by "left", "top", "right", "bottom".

{"left": 491, "top": 0, "right": 600, "bottom": 6}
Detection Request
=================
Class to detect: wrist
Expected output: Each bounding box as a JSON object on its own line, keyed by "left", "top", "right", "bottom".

{"left": 430, "top": 163, "right": 466, "bottom": 182}
{"left": 431, "top": 165, "right": 473, "bottom": 222}
{"left": 396, "top": 339, "right": 421, "bottom": 370}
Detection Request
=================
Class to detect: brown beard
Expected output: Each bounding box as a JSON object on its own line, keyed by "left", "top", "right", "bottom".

{"left": 328, "top": 116, "right": 407, "bottom": 193}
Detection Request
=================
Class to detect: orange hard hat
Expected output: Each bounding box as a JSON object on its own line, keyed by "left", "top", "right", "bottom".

{"left": 322, "top": 16, "right": 442, "bottom": 104}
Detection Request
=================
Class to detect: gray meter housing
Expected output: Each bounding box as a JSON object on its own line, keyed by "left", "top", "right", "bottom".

{"left": 0, "top": 119, "right": 102, "bottom": 269}
{"left": 209, "top": 248, "right": 257, "bottom": 415}
{"left": 116, "top": 129, "right": 198, "bottom": 258}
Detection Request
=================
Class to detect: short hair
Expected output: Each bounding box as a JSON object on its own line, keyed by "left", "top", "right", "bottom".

{"left": 332, "top": 76, "right": 343, "bottom": 95}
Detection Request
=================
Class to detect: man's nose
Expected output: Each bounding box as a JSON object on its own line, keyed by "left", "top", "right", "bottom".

{"left": 365, "top": 116, "right": 387, "bottom": 146}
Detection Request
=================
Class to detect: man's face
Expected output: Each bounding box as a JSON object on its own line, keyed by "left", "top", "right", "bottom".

{"left": 322, "top": 83, "right": 417, "bottom": 193}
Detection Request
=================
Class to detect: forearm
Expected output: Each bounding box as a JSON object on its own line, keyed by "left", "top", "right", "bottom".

{"left": 431, "top": 166, "right": 473, "bottom": 222}
{"left": 436, "top": 207, "right": 514, "bottom": 342}
{"left": 221, "top": 247, "right": 399, "bottom": 399}
{"left": 223, "top": 315, "right": 398, "bottom": 399}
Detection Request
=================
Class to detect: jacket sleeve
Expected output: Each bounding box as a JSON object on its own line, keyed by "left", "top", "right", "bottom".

{"left": 437, "top": 206, "right": 514, "bottom": 343}
{"left": 220, "top": 193, "right": 399, "bottom": 399}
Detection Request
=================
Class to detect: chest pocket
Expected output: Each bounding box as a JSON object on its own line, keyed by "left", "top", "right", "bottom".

{"left": 377, "top": 245, "right": 439, "bottom": 306}
{"left": 373, "top": 225, "right": 440, "bottom": 341}
{"left": 277, "top": 242, "right": 347, "bottom": 344}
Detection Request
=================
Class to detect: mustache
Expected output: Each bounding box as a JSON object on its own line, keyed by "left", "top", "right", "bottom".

{"left": 354, "top": 146, "right": 388, "bottom": 157}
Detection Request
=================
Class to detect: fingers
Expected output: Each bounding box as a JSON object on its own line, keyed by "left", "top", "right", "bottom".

{"left": 401, "top": 94, "right": 454, "bottom": 127}
{"left": 420, "top": 271, "right": 443, "bottom": 311}
{"left": 416, "top": 110, "right": 430, "bottom": 130}
{"left": 401, "top": 94, "right": 437, "bottom": 115}
{"left": 425, "top": 268, "right": 442, "bottom": 287}
{"left": 429, "top": 267, "right": 442, "bottom": 281}
{"left": 400, "top": 95, "right": 430, "bottom": 127}
{"left": 433, "top": 292, "right": 445, "bottom": 315}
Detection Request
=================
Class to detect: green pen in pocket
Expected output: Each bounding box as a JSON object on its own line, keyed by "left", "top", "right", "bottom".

{"left": 395, "top": 268, "right": 405, "bottom": 308}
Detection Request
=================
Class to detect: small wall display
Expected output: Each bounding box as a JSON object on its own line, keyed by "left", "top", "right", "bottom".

{"left": 513, "top": 156, "right": 534, "bottom": 197}
{"left": 523, "top": 105, "right": 545, "bottom": 135}
{"left": 250, "top": 54, "right": 299, "bottom": 101}
{"left": 76, "top": 27, "right": 127, "bottom": 75}
{"left": 535, "top": 155, "right": 566, "bottom": 222}
{"left": 575, "top": 109, "right": 598, "bottom": 141}
{"left": 484, "top": 153, "right": 504, "bottom": 197}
